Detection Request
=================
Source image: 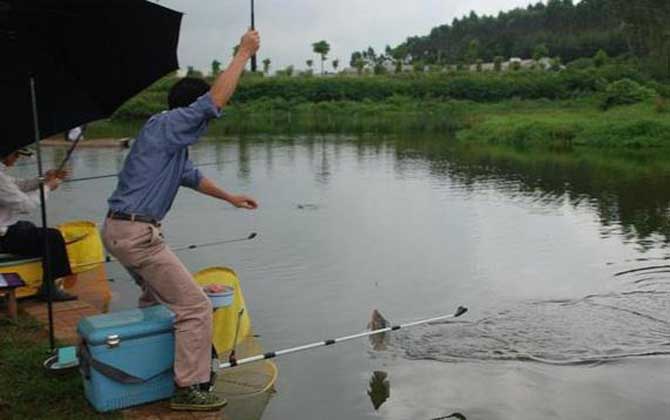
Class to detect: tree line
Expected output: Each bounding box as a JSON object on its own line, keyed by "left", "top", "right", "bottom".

{"left": 351, "top": 0, "right": 669, "bottom": 78}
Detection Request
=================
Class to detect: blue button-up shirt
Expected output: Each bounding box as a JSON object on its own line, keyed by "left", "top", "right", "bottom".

{"left": 108, "top": 92, "right": 221, "bottom": 220}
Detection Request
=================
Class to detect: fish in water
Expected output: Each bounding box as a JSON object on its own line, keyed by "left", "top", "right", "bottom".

{"left": 367, "top": 371, "right": 390, "bottom": 410}
{"left": 368, "top": 309, "right": 389, "bottom": 351}
{"left": 296, "top": 203, "right": 319, "bottom": 210}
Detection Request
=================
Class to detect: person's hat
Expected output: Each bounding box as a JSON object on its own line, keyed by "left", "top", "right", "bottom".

{"left": 16, "top": 147, "right": 34, "bottom": 157}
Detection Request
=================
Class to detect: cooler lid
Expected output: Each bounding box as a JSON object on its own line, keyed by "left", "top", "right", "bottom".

{"left": 78, "top": 305, "right": 175, "bottom": 346}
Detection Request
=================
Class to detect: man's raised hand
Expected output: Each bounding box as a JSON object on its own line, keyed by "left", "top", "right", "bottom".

{"left": 238, "top": 30, "right": 260, "bottom": 59}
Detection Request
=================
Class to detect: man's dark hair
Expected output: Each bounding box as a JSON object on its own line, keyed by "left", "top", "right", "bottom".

{"left": 168, "top": 77, "right": 211, "bottom": 110}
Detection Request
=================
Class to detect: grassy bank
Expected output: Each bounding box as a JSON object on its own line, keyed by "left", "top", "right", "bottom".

{"left": 90, "top": 96, "right": 670, "bottom": 148}
{"left": 86, "top": 66, "right": 670, "bottom": 147}
{"left": 0, "top": 316, "right": 119, "bottom": 420}
{"left": 90, "top": 96, "right": 466, "bottom": 137}
{"left": 456, "top": 98, "right": 670, "bottom": 148}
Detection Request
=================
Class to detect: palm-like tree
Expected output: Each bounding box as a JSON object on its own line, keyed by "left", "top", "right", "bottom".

{"left": 312, "top": 40, "right": 331, "bottom": 74}
{"left": 353, "top": 58, "right": 365, "bottom": 75}
{"left": 262, "top": 58, "right": 271, "bottom": 75}
{"left": 306, "top": 59, "right": 314, "bottom": 73}
{"left": 332, "top": 59, "right": 339, "bottom": 73}
{"left": 211, "top": 60, "right": 222, "bottom": 76}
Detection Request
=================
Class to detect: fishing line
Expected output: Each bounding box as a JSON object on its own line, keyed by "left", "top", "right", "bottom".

{"left": 64, "top": 159, "right": 237, "bottom": 183}
{"left": 172, "top": 232, "right": 258, "bottom": 253}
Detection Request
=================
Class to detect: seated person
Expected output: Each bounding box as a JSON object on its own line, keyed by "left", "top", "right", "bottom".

{"left": 0, "top": 147, "right": 75, "bottom": 301}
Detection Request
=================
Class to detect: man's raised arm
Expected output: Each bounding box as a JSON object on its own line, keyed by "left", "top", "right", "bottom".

{"left": 210, "top": 30, "right": 261, "bottom": 109}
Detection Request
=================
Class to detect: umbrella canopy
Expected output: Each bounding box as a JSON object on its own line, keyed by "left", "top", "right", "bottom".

{"left": 0, "top": 0, "right": 182, "bottom": 157}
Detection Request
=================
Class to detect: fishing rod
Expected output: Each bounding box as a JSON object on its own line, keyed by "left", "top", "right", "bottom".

{"left": 11, "top": 135, "right": 83, "bottom": 172}
{"left": 71, "top": 232, "right": 258, "bottom": 269}
{"left": 219, "top": 306, "right": 469, "bottom": 369}
{"left": 64, "top": 159, "right": 236, "bottom": 184}
{"left": 57, "top": 136, "right": 83, "bottom": 172}
{"left": 250, "top": 0, "right": 257, "bottom": 72}
{"left": 64, "top": 173, "right": 118, "bottom": 183}
{"left": 431, "top": 414, "right": 467, "bottom": 420}
{"left": 173, "top": 232, "right": 257, "bottom": 253}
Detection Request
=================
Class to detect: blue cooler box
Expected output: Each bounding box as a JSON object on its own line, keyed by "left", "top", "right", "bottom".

{"left": 77, "top": 305, "right": 176, "bottom": 412}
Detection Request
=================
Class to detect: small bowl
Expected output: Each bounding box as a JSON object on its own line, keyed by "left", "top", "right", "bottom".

{"left": 204, "top": 285, "right": 235, "bottom": 309}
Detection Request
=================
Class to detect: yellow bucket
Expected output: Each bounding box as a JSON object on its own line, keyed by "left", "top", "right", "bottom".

{"left": 194, "top": 267, "right": 252, "bottom": 355}
{"left": 0, "top": 220, "right": 105, "bottom": 298}
{"left": 58, "top": 220, "right": 105, "bottom": 274}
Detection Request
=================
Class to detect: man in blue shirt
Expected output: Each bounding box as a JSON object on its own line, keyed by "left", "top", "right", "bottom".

{"left": 103, "top": 30, "right": 260, "bottom": 412}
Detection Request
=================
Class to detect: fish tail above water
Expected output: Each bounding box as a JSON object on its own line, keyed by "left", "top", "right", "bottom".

{"left": 368, "top": 309, "right": 390, "bottom": 351}
{"left": 368, "top": 309, "right": 390, "bottom": 330}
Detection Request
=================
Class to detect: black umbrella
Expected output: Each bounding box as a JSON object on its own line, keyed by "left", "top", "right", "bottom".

{"left": 1, "top": 0, "right": 182, "bottom": 154}
{"left": 0, "top": 0, "right": 183, "bottom": 352}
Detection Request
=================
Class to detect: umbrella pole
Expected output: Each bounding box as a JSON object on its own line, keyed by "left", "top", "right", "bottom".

{"left": 29, "top": 77, "right": 56, "bottom": 351}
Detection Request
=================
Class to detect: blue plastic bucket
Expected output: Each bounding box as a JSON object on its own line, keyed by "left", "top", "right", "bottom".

{"left": 204, "top": 286, "right": 234, "bottom": 309}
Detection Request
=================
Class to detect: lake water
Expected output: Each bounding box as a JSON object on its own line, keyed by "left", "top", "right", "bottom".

{"left": 20, "top": 136, "right": 670, "bottom": 420}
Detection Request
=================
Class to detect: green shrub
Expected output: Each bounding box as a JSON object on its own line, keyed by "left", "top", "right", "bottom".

{"left": 494, "top": 56, "right": 503, "bottom": 72}
{"left": 374, "top": 63, "right": 388, "bottom": 75}
{"left": 231, "top": 70, "right": 610, "bottom": 103}
{"left": 567, "top": 57, "right": 595, "bottom": 70}
{"left": 550, "top": 57, "right": 562, "bottom": 71}
{"left": 600, "top": 78, "right": 656, "bottom": 110}
{"left": 594, "top": 49, "right": 609, "bottom": 68}
{"left": 107, "top": 65, "right": 657, "bottom": 120}
{"left": 656, "top": 96, "right": 669, "bottom": 114}
{"left": 650, "top": 82, "right": 670, "bottom": 98}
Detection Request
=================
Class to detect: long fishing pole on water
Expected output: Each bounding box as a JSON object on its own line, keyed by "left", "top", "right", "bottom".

{"left": 64, "top": 159, "right": 236, "bottom": 184}
{"left": 219, "top": 306, "right": 469, "bottom": 369}
{"left": 71, "top": 232, "right": 258, "bottom": 269}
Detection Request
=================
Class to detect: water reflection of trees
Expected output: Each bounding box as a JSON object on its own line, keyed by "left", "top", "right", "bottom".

{"left": 386, "top": 137, "right": 670, "bottom": 250}
{"left": 238, "top": 138, "right": 251, "bottom": 181}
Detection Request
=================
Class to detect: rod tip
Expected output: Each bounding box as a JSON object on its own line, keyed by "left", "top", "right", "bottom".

{"left": 248, "top": 232, "right": 258, "bottom": 239}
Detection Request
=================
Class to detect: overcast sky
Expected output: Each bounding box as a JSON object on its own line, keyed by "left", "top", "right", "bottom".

{"left": 156, "top": 0, "right": 536, "bottom": 73}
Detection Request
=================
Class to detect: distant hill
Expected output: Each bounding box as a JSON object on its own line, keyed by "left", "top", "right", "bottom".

{"left": 393, "top": 0, "right": 624, "bottom": 64}
{"left": 351, "top": 0, "right": 669, "bottom": 78}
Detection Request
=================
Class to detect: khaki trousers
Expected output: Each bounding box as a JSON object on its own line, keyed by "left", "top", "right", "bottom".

{"left": 102, "top": 218, "right": 212, "bottom": 387}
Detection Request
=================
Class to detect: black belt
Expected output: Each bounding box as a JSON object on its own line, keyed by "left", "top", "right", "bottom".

{"left": 107, "top": 210, "right": 161, "bottom": 227}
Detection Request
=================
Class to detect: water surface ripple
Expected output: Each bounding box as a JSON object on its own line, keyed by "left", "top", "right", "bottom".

{"left": 394, "top": 268, "right": 670, "bottom": 366}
